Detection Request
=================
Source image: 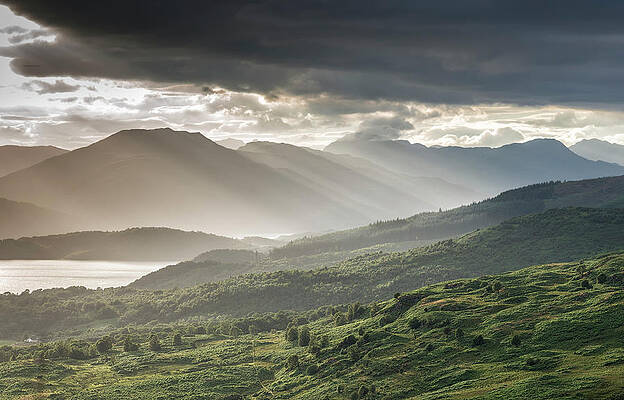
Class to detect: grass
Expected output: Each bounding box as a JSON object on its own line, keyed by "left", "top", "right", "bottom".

{"left": 2, "top": 252, "right": 624, "bottom": 399}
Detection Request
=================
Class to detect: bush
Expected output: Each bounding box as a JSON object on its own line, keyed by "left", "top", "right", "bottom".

{"left": 306, "top": 364, "right": 319, "bottom": 375}
{"left": 472, "top": 335, "right": 485, "bottom": 347}
{"left": 455, "top": 328, "right": 464, "bottom": 340}
{"left": 348, "top": 346, "right": 361, "bottom": 362}
{"left": 358, "top": 385, "right": 369, "bottom": 398}
{"left": 597, "top": 273, "right": 608, "bottom": 284}
{"left": 298, "top": 327, "right": 311, "bottom": 347}
{"left": 149, "top": 335, "right": 161, "bottom": 351}
{"left": 337, "top": 335, "right": 357, "bottom": 350}
{"left": 409, "top": 317, "right": 421, "bottom": 330}
{"left": 334, "top": 313, "right": 348, "bottom": 326}
{"left": 581, "top": 279, "right": 593, "bottom": 289}
{"left": 96, "top": 336, "right": 113, "bottom": 353}
{"left": 425, "top": 343, "right": 435, "bottom": 352}
{"left": 511, "top": 335, "right": 521, "bottom": 346}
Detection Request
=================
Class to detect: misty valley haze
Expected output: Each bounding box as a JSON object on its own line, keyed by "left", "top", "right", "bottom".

{"left": 3, "top": 1, "right": 624, "bottom": 399}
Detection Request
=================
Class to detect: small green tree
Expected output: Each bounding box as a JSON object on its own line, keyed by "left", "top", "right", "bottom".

{"left": 286, "top": 326, "right": 298, "bottom": 342}
{"left": 455, "top": 328, "right": 464, "bottom": 340}
{"left": 358, "top": 385, "right": 369, "bottom": 398}
{"left": 95, "top": 336, "right": 113, "bottom": 353}
{"left": 123, "top": 336, "right": 139, "bottom": 352}
{"left": 298, "top": 327, "right": 311, "bottom": 347}
{"left": 149, "top": 335, "right": 161, "bottom": 351}
{"left": 286, "top": 354, "right": 299, "bottom": 370}
{"left": 511, "top": 335, "right": 521, "bottom": 346}
{"left": 173, "top": 333, "right": 182, "bottom": 346}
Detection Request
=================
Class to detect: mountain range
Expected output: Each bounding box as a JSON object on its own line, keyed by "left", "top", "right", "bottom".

{"left": 0, "top": 129, "right": 477, "bottom": 238}
{"left": 326, "top": 138, "right": 624, "bottom": 195}
{"left": 570, "top": 138, "right": 624, "bottom": 166}
{"left": 1, "top": 129, "right": 624, "bottom": 239}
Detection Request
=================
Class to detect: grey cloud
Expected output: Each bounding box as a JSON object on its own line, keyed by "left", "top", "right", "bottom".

{"left": 340, "top": 116, "right": 413, "bottom": 141}
{"left": 2, "top": 1, "right": 624, "bottom": 105}
{"left": 7, "top": 28, "right": 50, "bottom": 44}
{"left": 21, "top": 79, "right": 80, "bottom": 94}
{"left": 0, "top": 25, "right": 27, "bottom": 34}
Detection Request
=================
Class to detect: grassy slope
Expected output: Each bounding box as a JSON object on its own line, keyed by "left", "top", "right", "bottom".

{"left": 2, "top": 253, "right": 624, "bottom": 399}
{"left": 271, "top": 176, "right": 624, "bottom": 259}
{"left": 4, "top": 207, "right": 624, "bottom": 339}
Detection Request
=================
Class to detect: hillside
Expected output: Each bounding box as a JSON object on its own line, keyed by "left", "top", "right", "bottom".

{"left": 271, "top": 176, "right": 624, "bottom": 259}
{"left": 0, "top": 227, "right": 251, "bottom": 261}
{"left": 129, "top": 207, "right": 624, "bottom": 292}
{"left": 326, "top": 138, "right": 624, "bottom": 195}
{"left": 0, "top": 197, "right": 79, "bottom": 239}
{"left": 0, "top": 128, "right": 454, "bottom": 237}
{"left": 570, "top": 138, "right": 624, "bottom": 166}
{"left": 0, "top": 145, "right": 67, "bottom": 177}
{"left": 2, "top": 252, "right": 624, "bottom": 399}
{"left": 240, "top": 141, "right": 479, "bottom": 211}
{"left": 5, "top": 207, "right": 623, "bottom": 337}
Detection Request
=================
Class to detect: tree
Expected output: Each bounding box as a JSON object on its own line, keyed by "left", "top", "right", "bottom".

{"left": 455, "top": 328, "right": 464, "bottom": 340}
{"left": 286, "top": 354, "right": 299, "bottom": 370}
{"left": 286, "top": 326, "right": 298, "bottom": 342}
{"left": 472, "top": 335, "right": 485, "bottom": 347}
{"left": 124, "top": 336, "right": 139, "bottom": 352}
{"left": 173, "top": 333, "right": 182, "bottom": 346}
{"left": 511, "top": 335, "right": 521, "bottom": 346}
{"left": 298, "top": 327, "right": 311, "bottom": 347}
{"left": 149, "top": 335, "right": 161, "bottom": 351}
{"left": 96, "top": 336, "right": 112, "bottom": 353}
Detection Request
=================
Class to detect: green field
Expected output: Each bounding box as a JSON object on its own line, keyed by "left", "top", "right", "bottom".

{"left": 2, "top": 252, "right": 624, "bottom": 399}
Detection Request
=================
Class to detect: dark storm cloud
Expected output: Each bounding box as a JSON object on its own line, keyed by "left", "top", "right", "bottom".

{"left": 3, "top": 0, "right": 624, "bottom": 105}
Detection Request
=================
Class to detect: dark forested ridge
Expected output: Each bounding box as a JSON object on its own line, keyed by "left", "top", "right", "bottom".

{"left": 0, "top": 227, "right": 253, "bottom": 261}
{"left": 4, "top": 207, "right": 624, "bottom": 339}
{"left": 3, "top": 252, "right": 624, "bottom": 399}
{"left": 271, "top": 176, "right": 624, "bottom": 259}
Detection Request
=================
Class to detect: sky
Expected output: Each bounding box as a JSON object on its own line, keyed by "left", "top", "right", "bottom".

{"left": 1, "top": 1, "right": 624, "bottom": 150}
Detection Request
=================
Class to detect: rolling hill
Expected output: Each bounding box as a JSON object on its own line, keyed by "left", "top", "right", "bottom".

{"left": 570, "top": 138, "right": 624, "bottom": 166}
{"left": 326, "top": 138, "right": 624, "bottom": 195}
{"left": 271, "top": 176, "right": 624, "bottom": 259}
{"left": 3, "top": 252, "right": 624, "bottom": 399}
{"left": 0, "top": 227, "right": 253, "bottom": 261}
{"left": 0, "top": 145, "right": 67, "bottom": 177}
{"left": 130, "top": 207, "right": 624, "bottom": 294}
{"left": 0, "top": 197, "right": 79, "bottom": 239}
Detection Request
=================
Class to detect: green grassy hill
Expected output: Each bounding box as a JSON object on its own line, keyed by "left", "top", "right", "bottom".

{"left": 271, "top": 176, "right": 624, "bottom": 260}
{"left": 3, "top": 207, "right": 624, "bottom": 339}
{"left": 2, "top": 252, "right": 624, "bottom": 399}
